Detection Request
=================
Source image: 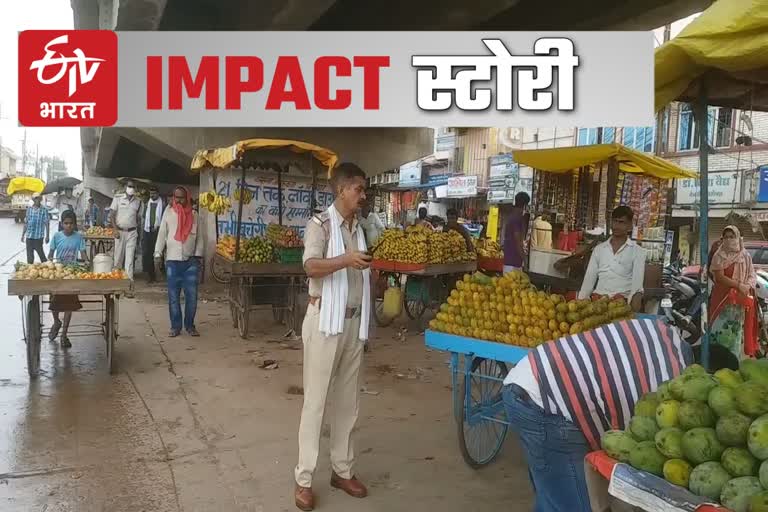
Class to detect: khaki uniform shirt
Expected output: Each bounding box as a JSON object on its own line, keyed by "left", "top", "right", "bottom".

{"left": 303, "top": 211, "right": 363, "bottom": 308}
{"left": 110, "top": 194, "right": 142, "bottom": 230}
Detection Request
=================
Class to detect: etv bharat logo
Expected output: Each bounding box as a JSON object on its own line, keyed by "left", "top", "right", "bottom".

{"left": 18, "top": 30, "right": 118, "bottom": 127}
{"left": 30, "top": 34, "right": 105, "bottom": 97}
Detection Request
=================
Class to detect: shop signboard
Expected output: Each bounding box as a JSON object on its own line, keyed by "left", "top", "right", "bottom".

{"left": 399, "top": 160, "right": 422, "bottom": 187}
{"left": 759, "top": 165, "right": 768, "bottom": 203}
{"left": 487, "top": 154, "right": 533, "bottom": 204}
{"left": 675, "top": 171, "right": 741, "bottom": 205}
{"left": 447, "top": 175, "right": 477, "bottom": 197}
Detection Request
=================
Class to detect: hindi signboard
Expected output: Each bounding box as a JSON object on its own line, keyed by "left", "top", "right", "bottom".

{"left": 447, "top": 175, "right": 478, "bottom": 198}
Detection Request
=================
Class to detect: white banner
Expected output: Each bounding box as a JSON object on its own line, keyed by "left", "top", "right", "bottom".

{"left": 447, "top": 175, "right": 478, "bottom": 197}
{"left": 214, "top": 171, "right": 334, "bottom": 239}
{"left": 675, "top": 171, "right": 741, "bottom": 205}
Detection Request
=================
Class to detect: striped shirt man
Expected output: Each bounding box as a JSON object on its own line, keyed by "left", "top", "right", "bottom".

{"left": 25, "top": 205, "right": 50, "bottom": 240}
{"left": 504, "top": 318, "right": 693, "bottom": 450}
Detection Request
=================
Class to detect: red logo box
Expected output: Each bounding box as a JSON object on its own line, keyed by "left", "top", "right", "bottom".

{"left": 18, "top": 30, "right": 118, "bottom": 127}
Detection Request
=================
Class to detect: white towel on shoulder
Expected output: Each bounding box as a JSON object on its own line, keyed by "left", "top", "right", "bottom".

{"left": 319, "top": 204, "right": 370, "bottom": 341}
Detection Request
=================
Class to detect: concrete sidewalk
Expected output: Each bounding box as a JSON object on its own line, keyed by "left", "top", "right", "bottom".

{"left": 0, "top": 284, "right": 533, "bottom": 511}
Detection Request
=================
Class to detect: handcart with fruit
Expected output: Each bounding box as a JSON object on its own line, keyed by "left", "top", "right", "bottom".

{"left": 476, "top": 239, "right": 504, "bottom": 274}
{"left": 84, "top": 226, "right": 117, "bottom": 259}
{"left": 424, "top": 269, "right": 638, "bottom": 467}
{"left": 7, "top": 261, "right": 130, "bottom": 377}
{"left": 370, "top": 225, "right": 477, "bottom": 327}
{"left": 190, "top": 139, "right": 338, "bottom": 338}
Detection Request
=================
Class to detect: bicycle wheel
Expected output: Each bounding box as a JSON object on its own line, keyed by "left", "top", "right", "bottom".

{"left": 457, "top": 357, "right": 509, "bottom": 468}
{"left": 403, "top": 277, "right": 428, "bottom": 320}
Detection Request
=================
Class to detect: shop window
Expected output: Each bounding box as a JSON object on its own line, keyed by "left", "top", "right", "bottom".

{"left": 577, "top": 128, "right": 598, "bottom": 145}
{"left": 623, "top": 127, "right": 655, "bottom": 152}
{"left": 677, "top": 104, "right": 733, "bottom": 151}
{"left": 601, "top": 127, "right": 616, "bottom": 143}
{"left": 715, "top": 108, "right": 733, "bottom": 147}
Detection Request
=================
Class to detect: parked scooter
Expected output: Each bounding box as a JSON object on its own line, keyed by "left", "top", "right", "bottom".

{"left": 660, "top": 265, "right": 703, "bottom": 345}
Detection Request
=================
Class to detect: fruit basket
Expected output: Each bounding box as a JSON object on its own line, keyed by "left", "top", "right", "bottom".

{"left": 275, "top": 247, "right": 303, "bottom": 264}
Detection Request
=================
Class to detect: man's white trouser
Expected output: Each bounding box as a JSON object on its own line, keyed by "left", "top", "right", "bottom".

{"left": 295, "top": 302, "right": 364, "bottom": 488}
{"left": 114, "top": 230, "right": 138, "bottom": 280}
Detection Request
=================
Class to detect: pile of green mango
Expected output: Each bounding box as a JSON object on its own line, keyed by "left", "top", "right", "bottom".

{"left": 601, "top": 360, "right": 768, "bottom": 511}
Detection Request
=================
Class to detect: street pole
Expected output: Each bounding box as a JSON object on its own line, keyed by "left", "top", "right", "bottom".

{"left": 21, "top": 130, "right": 27, "bottom": 175}
{"left": 696, "top": 82, "right": 710, "bottom": 370}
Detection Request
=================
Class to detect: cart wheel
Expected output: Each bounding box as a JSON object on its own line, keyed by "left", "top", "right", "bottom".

{"left": 25, "top": 296, "right": 42, "bottom": 378}
{"left": 237, "top": 278, "right": 250, "bottom": 339}
{"left": 105, "top": 297, "right": 116, "bottom": 374}
{"left": 372, "top": 272, "right": 394, "bottom": 327}
{"left": 272, "top": 304, "right": 284, "bottom": 324}
{"left": 211, "top": 256, "right": 231, "bottom": 284}
{"left": 230, "top": 301, "right": 239, "bottom": 328}
{"left": 457, "top": 357, "right": 509, "bottom": 469}
{"left": 403, "top": 277, "right": 425, "bottom": 320}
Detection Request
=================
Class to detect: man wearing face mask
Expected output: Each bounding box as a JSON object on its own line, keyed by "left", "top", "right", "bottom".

{"left": 109, "top": 180, "right": 142, "bottom": 296}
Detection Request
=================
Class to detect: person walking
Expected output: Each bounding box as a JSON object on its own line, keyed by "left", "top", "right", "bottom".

{"left": 21, "top": 193, "right": 50, "bottom": 264}
{"left": 84, "top": 197, "right": 101, "bottom": 229}
{"left": 142, "top": 185, "right": 164, "bottom": 283}
{"left": 294, "top": 163, "right": 372, "bottom": 511}
{"left": 154, "top": 187, "right": 203, "bottom": 338}
{"left": 109, "top": 180, "right": 142, "bottom": 297}
{"left": 503, "top": 192, "right": 531, "bottom": 273}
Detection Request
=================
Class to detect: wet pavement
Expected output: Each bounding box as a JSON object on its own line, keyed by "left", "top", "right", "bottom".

{"left": 0, "top": 218, "right": 532, "bottom": 511}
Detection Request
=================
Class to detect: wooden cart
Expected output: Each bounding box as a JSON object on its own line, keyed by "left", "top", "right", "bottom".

{"left": 8, "top": 278, "right": 131, "bottom": 377}
{"left": 214, "top": 253, "right": 306, "bottom": 339}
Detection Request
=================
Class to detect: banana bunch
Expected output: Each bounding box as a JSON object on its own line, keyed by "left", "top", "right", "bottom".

{"left": 233, "top": 187, "right": 253, "bottom": 204}
{"left": 199, "top": 190, "right": 231, "bottom": 215}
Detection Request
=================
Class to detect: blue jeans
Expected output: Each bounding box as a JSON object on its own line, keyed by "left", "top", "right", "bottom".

{"left": 503, "top": 384, "right": 592, "bottom": 512}
{"left": 166, "top": 259, "right": 199, "bottom": 332}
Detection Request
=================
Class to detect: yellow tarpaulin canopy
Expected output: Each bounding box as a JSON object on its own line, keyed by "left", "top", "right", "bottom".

{"left": 190, "top": 138, "right": 339, "bottom": 174}
{"left": 512, "top": 143, "right": 697, "bottom": 180}
{"left": 655, "top": 0, "right": 768, "bottom": 112}
{"left": 7, "top": 177, "right": 45, "bottom": 195}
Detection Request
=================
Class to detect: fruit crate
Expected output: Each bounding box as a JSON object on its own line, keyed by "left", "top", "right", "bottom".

{"left": 275, "top": 247, "right": 303, "bottom": 264}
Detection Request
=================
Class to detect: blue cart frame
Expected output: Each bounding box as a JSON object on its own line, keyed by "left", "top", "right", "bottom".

{"left": 425, "top": 329, "right": 528, "bottom": 468}
{"left": 425, "top": 314, "right": 661, "bottom": 468}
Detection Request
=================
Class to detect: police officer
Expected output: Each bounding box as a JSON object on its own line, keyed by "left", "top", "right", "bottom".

{"left": 109, "top": 180, "right": 142, "bottom": 297}
{"left": 294, "top": 163, "right": 372, "bottom": 511}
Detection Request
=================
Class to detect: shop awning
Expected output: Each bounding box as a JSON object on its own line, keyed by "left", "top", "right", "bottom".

{"left": 654, "top": 0, "right": 768, "bottom": 112}
{"left": 190, "top": 138, "right": 339, "bottom": 174}
{"left": 7, "top": 177, "right": 45, "bottom": 195}
{"left": 512, "top": 143, "right": 697, "bottom": 180}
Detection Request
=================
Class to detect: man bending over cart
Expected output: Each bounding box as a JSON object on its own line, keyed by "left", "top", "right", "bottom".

{"left": 500, "top": 317, "right": 743, "bottom": 512}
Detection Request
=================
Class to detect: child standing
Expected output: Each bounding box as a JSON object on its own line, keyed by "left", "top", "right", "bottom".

{"left": 47, "top": 210, "right": 88, "bottom": 348}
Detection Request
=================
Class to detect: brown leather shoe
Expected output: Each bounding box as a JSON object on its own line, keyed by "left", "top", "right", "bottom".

{"left": 330, "top": 472, "right": 368, "bottom": 498}
{"left": 295, "top": 484, "right": 315, "bottom": 511}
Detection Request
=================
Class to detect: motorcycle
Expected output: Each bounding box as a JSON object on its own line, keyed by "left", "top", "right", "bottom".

{"left": 660, "top": 265, "right": 703, "bottom": 345}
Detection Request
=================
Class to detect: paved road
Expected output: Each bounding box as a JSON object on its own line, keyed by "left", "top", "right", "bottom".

{"left": 0, "top": 217, "right": 532, "bottom": 511}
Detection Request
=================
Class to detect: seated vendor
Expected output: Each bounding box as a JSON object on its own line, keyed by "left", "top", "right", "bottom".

{"left": 578, "top": 206, "right": 646, "bottom": 312}
{"left": 444, "top": 208, "right": 474, "bottom": 252}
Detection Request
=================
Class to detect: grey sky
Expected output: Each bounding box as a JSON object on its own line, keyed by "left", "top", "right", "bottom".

{"left": 1, "top": 0, "right": 81, "bottom": 178}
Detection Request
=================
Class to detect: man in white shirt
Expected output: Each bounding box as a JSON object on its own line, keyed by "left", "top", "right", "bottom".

{"left": 530, "top": 212, "right": 553, "bottom": 250}
{"left": 578, "top": 206, "right": 646, "bottom": 312}
{"left": 142, "top": 185, "right": 164, "bottom": 283}
{"left": 154, "top": 187, "right": 204, "bottom": 337}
